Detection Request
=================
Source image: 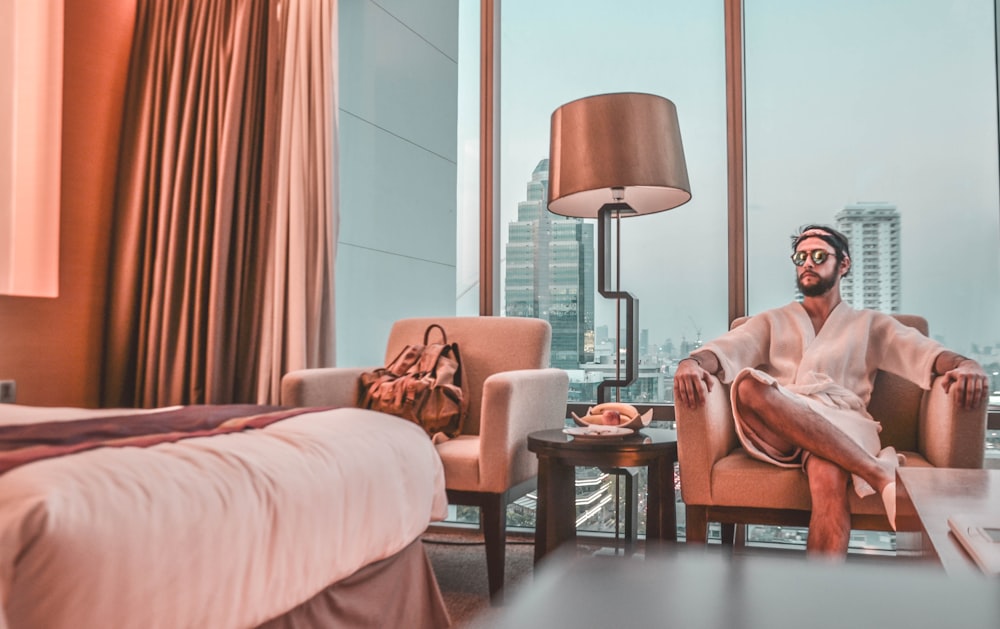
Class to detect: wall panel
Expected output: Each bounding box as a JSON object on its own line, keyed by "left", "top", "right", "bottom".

{"left": 336, "top": 0, "right": 459, "bottom": 366}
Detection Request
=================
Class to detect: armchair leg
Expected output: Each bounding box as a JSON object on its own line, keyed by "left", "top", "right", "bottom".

{"left": 481, "top": 494, "right": 507, "bottom": 605}
{"left": 685, "top": 506, "right": 709, "bottom": 543}
{"left": 721, "top": 522, "right": 737, "bottom": 545}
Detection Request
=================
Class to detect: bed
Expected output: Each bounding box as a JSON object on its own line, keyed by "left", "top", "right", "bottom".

{"left": 0, "top": 404, "right": 451, "bottom": 629}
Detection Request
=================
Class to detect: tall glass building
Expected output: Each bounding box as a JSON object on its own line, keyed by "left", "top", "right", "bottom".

{"left": 836, "top": 203, "right": 902, "bottom": 313}
{"left": 505, "top": 159, "right": 595, "bottom": 368}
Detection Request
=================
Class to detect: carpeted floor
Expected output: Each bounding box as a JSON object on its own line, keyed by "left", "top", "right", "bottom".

{"left": 422, "top": 529, "right": 536, "bottom": 627}
{"left": 423, "top": 529, "right": 645, "bottom": 627}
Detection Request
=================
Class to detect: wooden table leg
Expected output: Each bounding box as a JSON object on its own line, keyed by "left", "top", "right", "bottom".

{"left": 645, "top": 456, "right": 677, "bottom": 542}
{"left": 895, "top": 474, "right": 930, "bottom": 559}
{"left": 624, "top": 468, "right": 639, "bottom": 553}
{"left": 534, "top": 455, "right": 577, "bottom": 563}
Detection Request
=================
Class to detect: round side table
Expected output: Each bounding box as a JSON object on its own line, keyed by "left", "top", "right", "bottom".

{"left": 527, "top": 427, "right": 678, "bottom": 562}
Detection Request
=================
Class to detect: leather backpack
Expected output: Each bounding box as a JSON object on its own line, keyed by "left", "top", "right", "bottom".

{"left": 358, "top": 323, "right": 467, "bottom": 439}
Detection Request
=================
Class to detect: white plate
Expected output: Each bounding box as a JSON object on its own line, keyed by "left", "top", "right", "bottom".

{"left": 563, "top": 425, "right": 634, "bottom": 439}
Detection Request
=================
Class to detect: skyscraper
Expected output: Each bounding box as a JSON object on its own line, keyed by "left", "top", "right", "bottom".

{"left": 505, "top": 159, "right": 595, "bottom": 368}
{"left": 835, "top": 202, "right": 901, "bottom": 312}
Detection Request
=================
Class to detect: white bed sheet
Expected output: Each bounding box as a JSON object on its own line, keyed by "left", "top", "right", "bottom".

{"left": 0, "top": 405, "right": 448, "bottom": 629}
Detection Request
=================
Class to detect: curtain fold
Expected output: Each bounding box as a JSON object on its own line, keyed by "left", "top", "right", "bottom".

{"left": 102, "top": 0, "right": 336, "bottom": 407}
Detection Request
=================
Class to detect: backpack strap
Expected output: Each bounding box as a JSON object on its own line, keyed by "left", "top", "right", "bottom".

{"left": 423, "top": 323, "right": 448, "bottom": 345}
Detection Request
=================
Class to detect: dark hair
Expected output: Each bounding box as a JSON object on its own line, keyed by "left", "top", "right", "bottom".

{"left": 791, "top": 224, "right": 851, "bottom": 275}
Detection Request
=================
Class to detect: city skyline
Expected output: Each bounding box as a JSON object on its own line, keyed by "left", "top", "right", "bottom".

{"left": 507, "top": 155, "right": 1000, "bottom": 390}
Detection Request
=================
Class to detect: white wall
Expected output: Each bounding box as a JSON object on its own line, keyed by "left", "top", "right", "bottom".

{"left": 336, "top": 0, "right": 459, "bottom": 366}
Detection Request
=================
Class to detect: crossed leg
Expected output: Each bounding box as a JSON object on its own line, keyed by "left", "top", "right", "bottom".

{"left": 733, "top": 376, "right": 897, "bottom": 553}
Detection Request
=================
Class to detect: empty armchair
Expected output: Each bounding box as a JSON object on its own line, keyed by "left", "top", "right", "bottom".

{"left": 677, "top": 314, "right": 988, "bottom": 544}
{"left": 281, "top": 316, "right": 569, "bottom": 601}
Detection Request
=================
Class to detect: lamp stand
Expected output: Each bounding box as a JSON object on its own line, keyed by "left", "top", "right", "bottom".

{"left": 596, "top": 204, "right": 638, "bottom": 404}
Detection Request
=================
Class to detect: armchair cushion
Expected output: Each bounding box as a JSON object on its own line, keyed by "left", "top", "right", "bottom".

{"left": 434, "top": 436, "right": 480, "bottom": 491}
{"left": 709, "top": 448, "right": 933, "bottom": 512}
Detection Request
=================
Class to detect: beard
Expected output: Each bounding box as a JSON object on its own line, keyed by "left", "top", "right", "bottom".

{"left": 797, "top": 271, "right": 837, "bottom": 297}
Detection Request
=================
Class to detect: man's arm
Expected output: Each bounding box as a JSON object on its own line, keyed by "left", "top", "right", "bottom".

{"left": 932, "top": 350, "right": 990, "bottom": 410}
{"left": 673, "top": 351, "right": 722, "bottom": 408}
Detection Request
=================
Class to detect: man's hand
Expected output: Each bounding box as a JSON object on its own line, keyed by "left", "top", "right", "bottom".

{"left": 673, "top": 356, "right": 715, "bottom": 408}
{"left": 940, "top": 358, "right": 990, "bottom": 410}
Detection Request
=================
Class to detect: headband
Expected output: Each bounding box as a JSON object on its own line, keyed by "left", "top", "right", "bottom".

{"left": 792, "top": 226, "right": 851, "bottom": 260}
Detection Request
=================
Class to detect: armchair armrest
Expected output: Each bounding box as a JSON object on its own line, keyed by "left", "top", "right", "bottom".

{"left": 477, "top": 368, "right": 569, "bottom": 494}
{"left": 280, "top": 367, "right": 372, "bottom": 407}
{"left": 918, "top": 376, "right": 988, "bottom": 469}
{"left": 676, "top": 375, "right": 739, "bottom": 505}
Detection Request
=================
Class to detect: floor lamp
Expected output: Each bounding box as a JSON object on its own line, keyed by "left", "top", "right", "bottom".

{"left": 547, "top": 92, "right": 691, "bottom": 404}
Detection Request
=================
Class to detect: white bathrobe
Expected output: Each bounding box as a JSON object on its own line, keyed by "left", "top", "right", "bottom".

{"left": 701, "top": 302, "right": 943, "bottom": 495}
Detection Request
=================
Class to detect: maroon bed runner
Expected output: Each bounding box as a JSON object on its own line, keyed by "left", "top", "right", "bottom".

{"left": 0, "top": 405, "right": 326, "bottom": 474}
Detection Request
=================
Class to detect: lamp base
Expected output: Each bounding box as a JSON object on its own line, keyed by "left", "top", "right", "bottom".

{"left": 596, "top": 205, "right": 639, "bottom": 404}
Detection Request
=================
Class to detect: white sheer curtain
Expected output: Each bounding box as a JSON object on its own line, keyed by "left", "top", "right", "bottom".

{"left": 256, "top": 0, "right": 338, "bottom": 402}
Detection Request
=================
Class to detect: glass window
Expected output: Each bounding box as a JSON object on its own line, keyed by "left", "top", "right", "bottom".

{"left": 493, "top": 0, "right": 726, "bottom": 537}
{"left": 460, "top": 0, "right": 1000, "bottom": 540}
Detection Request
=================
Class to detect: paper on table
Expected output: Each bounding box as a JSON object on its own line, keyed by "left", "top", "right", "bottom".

{"left": 947, "top": 513, "right": 1000, "bottom": 577}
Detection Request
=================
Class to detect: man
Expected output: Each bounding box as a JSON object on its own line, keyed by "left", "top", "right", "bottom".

{"left": 673, "top": 225, "right": 988, "bottom": 556}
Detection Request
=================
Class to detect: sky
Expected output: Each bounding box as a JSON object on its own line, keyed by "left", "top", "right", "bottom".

{"left": 458, "top": 0, "right": 1000, "bottom": 355}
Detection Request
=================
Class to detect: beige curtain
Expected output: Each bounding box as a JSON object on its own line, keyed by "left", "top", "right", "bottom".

{"left": 102, "top": 0, "right": 336, "bottom": 407}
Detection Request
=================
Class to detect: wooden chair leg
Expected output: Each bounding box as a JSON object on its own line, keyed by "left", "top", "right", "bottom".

{"left": 685, "top": 505, "right": 709, "bottom": 543}
{"left": 720, "top": 522, "right": 737, "bottom": 545}
{"left": 481, "top": 494, "right": 507, "bottom": 605}
{"left": 734, "top": 523, "right": 746, "bottom": 547}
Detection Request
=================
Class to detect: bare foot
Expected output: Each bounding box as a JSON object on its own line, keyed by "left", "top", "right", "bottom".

{"left": 874, "top": 446, "right": 899, "bottom": 492}
{"left": 881, "top": 481, "right": 897, "bottom": 531}
{"left": 876, "top": 447, "right": 900, "bottom": 530}
{"left": 853, "top": 447, "right": 899, "bottom": 499}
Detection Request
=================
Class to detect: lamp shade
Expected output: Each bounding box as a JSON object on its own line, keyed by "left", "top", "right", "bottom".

{"left": 547, "top": 92, "right": 691, "bottom": 218}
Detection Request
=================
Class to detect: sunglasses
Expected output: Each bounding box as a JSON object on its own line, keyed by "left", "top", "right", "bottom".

{"left": 791, "top": 249, "right": 835, "bottom": 266}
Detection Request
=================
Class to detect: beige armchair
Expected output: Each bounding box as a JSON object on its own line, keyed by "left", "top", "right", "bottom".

{"left": 281, "top": 316, "right": 569, "bottom": 601}
{"left": 678, "top": 314, "right": 988, "bottom": 544}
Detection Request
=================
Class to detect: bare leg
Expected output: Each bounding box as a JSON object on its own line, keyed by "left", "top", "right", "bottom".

{"left": 733, "top": 377, "right": 894, "bottom": 494}
{"left": 804, "top": 456, "right": 850, "bottom": 557}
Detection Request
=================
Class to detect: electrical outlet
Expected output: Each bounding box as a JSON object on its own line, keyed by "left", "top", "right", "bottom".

{"left": 0, "top": 380, "right": 15, "bottom": 403}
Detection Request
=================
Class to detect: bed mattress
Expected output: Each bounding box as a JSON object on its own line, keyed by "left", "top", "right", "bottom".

{"left": 0, "top": 405, "right": 448, "bottom": 629}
